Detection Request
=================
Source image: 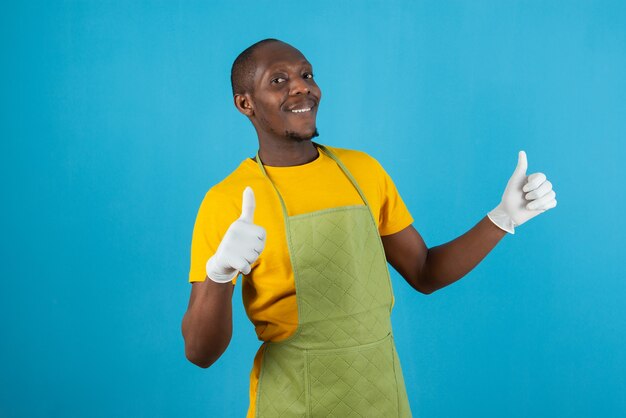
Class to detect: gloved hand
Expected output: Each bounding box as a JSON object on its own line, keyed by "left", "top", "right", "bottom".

{"left": 488, "top": 151, "right": 557, "bottom": 234}
{"left": 206, "top": 187, "right": 266, "bottom": 283}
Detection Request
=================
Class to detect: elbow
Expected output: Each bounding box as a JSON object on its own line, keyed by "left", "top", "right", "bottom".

{"left": 416, "top": 283, "right": 436, "bottom": 295}
{"left": 185, "top": 341, "right": 229, "bottom": 369}
{"left": 414, "top": 258, "right": 438, "bottom": 295}
{"left": 418, "top": 286, "right": 435, "bottom": 295}
{"left": 406, "top": 276, "right": 435, "bottom": 295}
{"left": 185, "top": 348, "right": 214, "bottom": 369}
{"left": 412, "top": 272, "right": 437, "bottom": 295}
{"left": 183, "top": 332, "right": 232, "bottom": 369}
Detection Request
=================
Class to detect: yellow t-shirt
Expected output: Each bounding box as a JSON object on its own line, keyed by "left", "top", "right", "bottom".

{"left": 188, "top": 145, "right": 413, "bottom": 416}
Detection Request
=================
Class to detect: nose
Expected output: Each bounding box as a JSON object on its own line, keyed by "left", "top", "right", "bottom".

{"left": 289, "top": 77, "right": 310, "bottom": 95}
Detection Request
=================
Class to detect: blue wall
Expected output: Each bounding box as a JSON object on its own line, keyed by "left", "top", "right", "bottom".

{"left": 2, "top": 1, "right": 625, "bottom": 417}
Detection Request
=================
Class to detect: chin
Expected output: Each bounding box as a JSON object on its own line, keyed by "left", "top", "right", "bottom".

{"left": 285, "top": 128, "right": 319, "bottom": 142}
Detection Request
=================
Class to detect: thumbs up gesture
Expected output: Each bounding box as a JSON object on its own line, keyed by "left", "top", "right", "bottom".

{"left": 487, "top": 151, "right": 557, "bottom": 234}
{"left": 206, "top": 187, "right": 267, "bottom": 283}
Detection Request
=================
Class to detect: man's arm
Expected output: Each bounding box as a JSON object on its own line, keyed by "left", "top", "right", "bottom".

{"left": 381, "top": 218, "right": 506, "bottom": 294}
{"left": 182, "top": 186, "right": 266, "bottom": 368}
{"left": 381, "top": 150, "right": 556, "bottom": 294}
{"left": 182, "top": 279, "right": 235, "bottom": 368}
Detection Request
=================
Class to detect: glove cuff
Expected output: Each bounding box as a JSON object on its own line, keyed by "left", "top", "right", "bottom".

{"left": 487, "top": 206, "right": 516, "bottom": 234}
{"left": 205, "top": 256, "right": 238, "bottom": 284}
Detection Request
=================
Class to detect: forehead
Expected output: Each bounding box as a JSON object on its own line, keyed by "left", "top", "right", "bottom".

{"left": 253, "top": 42, "right": 311, "bottom": 75}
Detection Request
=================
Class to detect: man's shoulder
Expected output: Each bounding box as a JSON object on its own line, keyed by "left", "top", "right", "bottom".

{"left": 203, "top": 158, "right": 258, "bottom": 201}
{"left": 325, "top": 145, "right": 381, "bottom": 166}
{"left": 324, "top": 145, "right": 385, "bottom": 175}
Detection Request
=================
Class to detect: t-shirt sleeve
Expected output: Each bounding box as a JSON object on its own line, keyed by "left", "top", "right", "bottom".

{"left": 188, "top": 188, "right": 240, "bottom": 285}
{"left": 374, "top": 159, "right": 414, "bottom": 236}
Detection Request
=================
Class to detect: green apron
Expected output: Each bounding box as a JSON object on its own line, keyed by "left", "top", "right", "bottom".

{"left": 254, "top": 143, "right": 412, "bottom": 418}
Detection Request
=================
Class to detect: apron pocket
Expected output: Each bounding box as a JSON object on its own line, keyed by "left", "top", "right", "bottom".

{"left": 305, "top": 333, "right": 399, "bottom": 418}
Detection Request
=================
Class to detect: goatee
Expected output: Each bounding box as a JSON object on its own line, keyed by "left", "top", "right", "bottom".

{"left": 285, "top": 128, "right": 319, "bottom": 142}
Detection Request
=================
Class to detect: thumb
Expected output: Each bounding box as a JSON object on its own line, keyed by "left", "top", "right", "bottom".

{"left": 239, "top": 186, "right": 255, "bottom": 223}
{"left": 511, "top": 150, "right": 528, "bottom": 179}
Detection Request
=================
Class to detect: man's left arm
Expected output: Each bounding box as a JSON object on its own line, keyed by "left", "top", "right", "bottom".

{"left": 381, "top": 151, "right": 557, "bottom": 294}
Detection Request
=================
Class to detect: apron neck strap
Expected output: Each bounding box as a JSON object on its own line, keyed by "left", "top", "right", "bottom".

{"left": 255, "top": 142, "right": 373, "bottom": 217}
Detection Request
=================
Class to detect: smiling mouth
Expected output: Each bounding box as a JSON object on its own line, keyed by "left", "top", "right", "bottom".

{"left": 291, "top": 108, "right": 312, "bottom": 113}
{"left": 287, "top": 100, "right": 317, "bottom": 114}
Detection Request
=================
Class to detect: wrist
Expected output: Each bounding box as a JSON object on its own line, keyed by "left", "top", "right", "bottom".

{"left": 487, "top": 205, "right": 516, "bottom": 234}
{"left": 206, "top": 256, "right": 238, "bottom": 284}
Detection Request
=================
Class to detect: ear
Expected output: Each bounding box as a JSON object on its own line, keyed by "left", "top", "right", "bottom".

{"left": 234, "top": 93, "right": 254, "bottom": 117}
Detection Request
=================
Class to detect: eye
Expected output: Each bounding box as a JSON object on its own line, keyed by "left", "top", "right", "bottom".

{"left": 304, "top": 72, "right": 314, "bottom": 79}
{"left": 271, "top": 76, "right": 286, "bottom": 84}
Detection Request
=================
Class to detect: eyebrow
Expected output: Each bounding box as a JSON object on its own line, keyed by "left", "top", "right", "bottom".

{"left": 266, "top": 60, "right": 312, "bottom": 73}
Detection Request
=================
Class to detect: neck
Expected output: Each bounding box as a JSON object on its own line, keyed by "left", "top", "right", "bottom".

{"left": 256, "top": 138, "right": 319, "bottom": 167}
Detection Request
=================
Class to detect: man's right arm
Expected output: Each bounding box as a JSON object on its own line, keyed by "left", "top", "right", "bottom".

{"left": 182, "top": 186, "right": 265, "bottom": 368}
{"left": 182, "top": 278, "right": 235, "bottom": 368}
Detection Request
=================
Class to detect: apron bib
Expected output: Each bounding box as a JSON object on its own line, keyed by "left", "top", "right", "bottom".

{"left": 254, "top": 143, "right": 412, "bottom": 418}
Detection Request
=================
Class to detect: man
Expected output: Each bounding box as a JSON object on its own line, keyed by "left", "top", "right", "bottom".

{"left": 182, "top": 39, "right": 557, "bottom": 417}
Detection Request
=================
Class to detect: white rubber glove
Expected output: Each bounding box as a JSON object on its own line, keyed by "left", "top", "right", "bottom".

{"left": 205, "top": 187, "right": 266, "bottom": 283}
{"left": 488, "top": 151, "right": 557, "bottom": 234}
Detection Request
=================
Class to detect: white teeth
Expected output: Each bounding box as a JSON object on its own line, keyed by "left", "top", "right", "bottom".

{"left": 291, "top": 108, "right": 311, "bottom": 113}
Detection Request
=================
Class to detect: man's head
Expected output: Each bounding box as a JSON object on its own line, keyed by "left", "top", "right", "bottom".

{"left": 231, "top": 39, "right": 322, "bottom": 142}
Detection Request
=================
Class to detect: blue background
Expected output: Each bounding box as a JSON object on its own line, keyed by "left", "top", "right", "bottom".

{"left": 2, "top": 1, "right": 625, "bottom": 417}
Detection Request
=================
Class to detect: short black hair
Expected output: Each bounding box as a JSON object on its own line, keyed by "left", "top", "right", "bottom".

{"left": 230, "top": 38, "right": 282, "bottom": 96}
